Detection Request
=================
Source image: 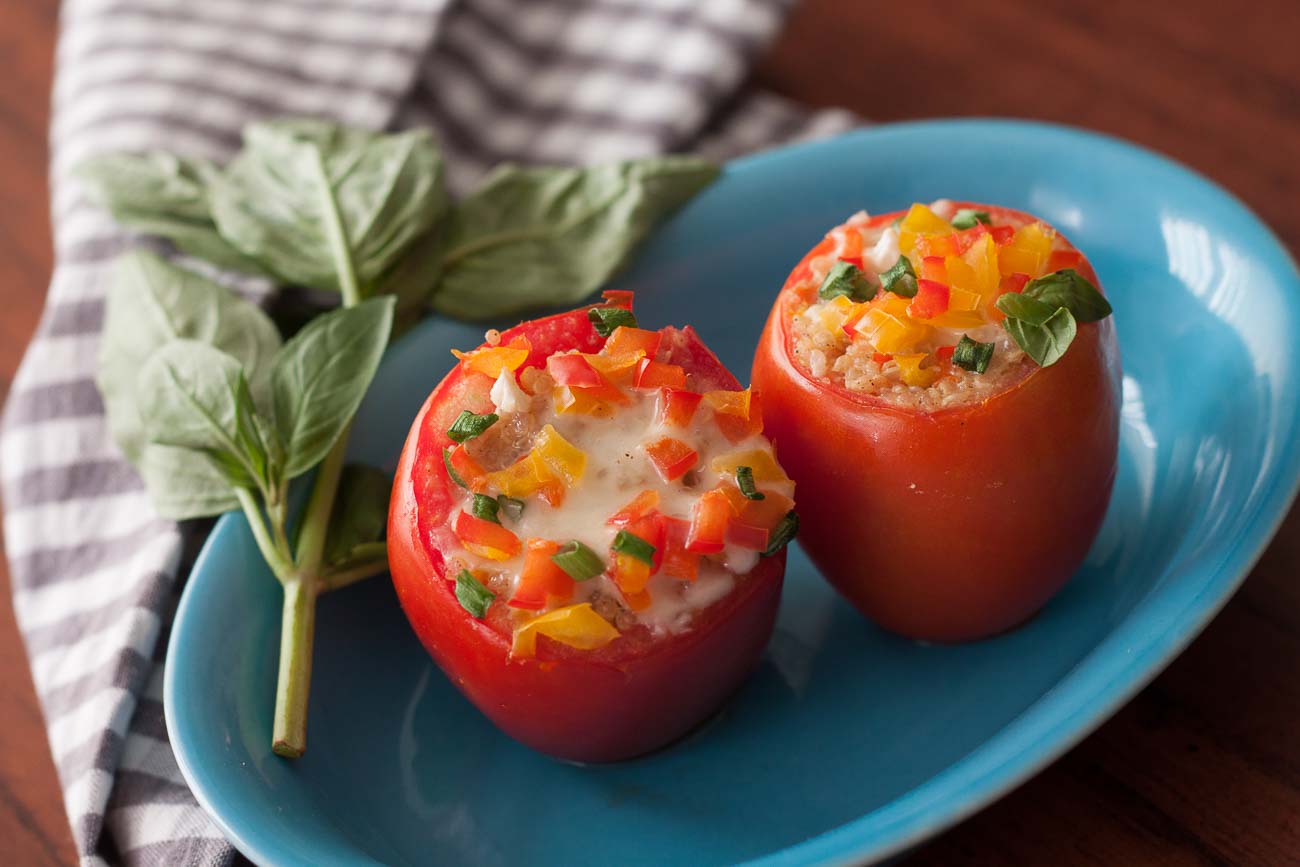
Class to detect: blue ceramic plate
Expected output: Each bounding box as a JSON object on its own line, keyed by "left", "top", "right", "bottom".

{"left": 167, "top": 119, "right": 1300, "bottom": 866}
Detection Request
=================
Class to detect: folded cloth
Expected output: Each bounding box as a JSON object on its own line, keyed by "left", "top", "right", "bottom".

{"left": 0, "top": 0, "right": 853, "bottom": 863}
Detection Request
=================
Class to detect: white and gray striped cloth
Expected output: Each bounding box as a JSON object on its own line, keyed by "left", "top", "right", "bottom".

{"left": 1, "top": 1, "right": 853, "bottom": 863}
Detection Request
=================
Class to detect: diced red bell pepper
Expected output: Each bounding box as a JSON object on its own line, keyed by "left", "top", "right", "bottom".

{"left": 608, "top": 490, "right": 660, "bottom": 527}
{"left": 916, "top": 234, "right": 958, "bottom": 258}
{"left": 838, "top": 255, "right": 865, "bottom": 270}
{"left": 601, "top": 290, "right": 635, "bottom": 309}
{"left": 733, "top": 488, "right": 794, "bottom": 533}
{"left": 659, "top": 516, "right": 699, "bottom": 581}
{"left": 999, "top": 272, "right": 1031, "bottom": 295}
{"left": 920, "top": 256, "right": 948, "bottom": 282}
{"left": 625, "top": 514, "right": 666, "bottom": 572}
{"left": 950, "top": 224, "right": 989, "bottom": 255}
{"left": 936, "top": 345, "right": 956, "bottom": 363}
{"left": 453, "top": 510, "right": 522, "bottom": 560}
{"left": 839, "top": 226, "right": 864, "bottom": 259}
{"left": 645, "top": 437, "right": 699, "bottom": 482}
{"left": 907, "top": 279, "right": 951, "bottom": 319}
{"left": 633, "top": 358, "right": 687, "bottom": 390}
{"left": 989, "top": 225, "right": 1015, "bottom": 245}
{"left": 727, "top": 520, "right": 769, "bottom": 552}
{"left": 842, "top": 305, "right": 869, "bottom": 340}
{"left": 686, "top": 488, "right": 735, "bottom": 554}
{"left": 1046, "top": 249, "right": 1082, "bottom": 272}
{"left": 657, "top": 388, "right": 703, "bottom": 427}
{"left": 872, "top": 352, "right": 893, "bottom": 365}
{"left": 447, "top": 444, "right": 488, "bottom": 492}
{"left": 546, "top": 354, "right": 606, "bottom": 388}
{"left": 603, "top": 326, "right": 662, "bottom": 361}
{"left": 509, "top": 539, "right": 576, "bottom": 610}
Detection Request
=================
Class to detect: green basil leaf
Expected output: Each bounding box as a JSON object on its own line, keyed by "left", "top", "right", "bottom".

{"left": 995, "top": 292, "right": 1059, "bottom": 325}
{"left": 471, "top": 493, "right": 501, "bottom": 524}
{"left": 951, "top": 335, "right": 995, "bottom": 374}
{"left": 817, "top": 260, "right": 875, "bottom": 302}
{"left": 455, "top": 569, "right": 495, "bottom": 619}
{"left": 429, "top": 157, "right": 719, "bottom": 320}
{"left": 1022, "top": 269, "right": 1113, "bottom": 323}
{"left": 96, "top": 252, "right": 284, "bottom": 518}
{"left": 1003, "top": 306, "right": 1078, "bottom": 367}
{"left": 736, "top": 466, "right": 765, "bottom": 500}
{"left": 763, "top": 511, "right": 799, "bottom": 557}
{"left": 75, "top": 153, "right": 269, "bottom": 275}
{"left": 588, "top": 306, "right": 637, "bottom": 337}
{"left": 211, "top": 119, "right": 447, "bottom": 295}
{"left": 323, "top": 464, "right": 391, "bottom": 567}
{"left": 270, "top": 295, "right": 395, "bottom": 478}
{"left": 951, "top": 209, "right": 991, "bottom": 230}
{"left": 880, "top": 255, "right": 918, "bottom": 298}
{"left": 447, "top": 410, "right": 498, "bottom": 443}
{"left": 135, "top": 340, "right": 268, "bottom": 487}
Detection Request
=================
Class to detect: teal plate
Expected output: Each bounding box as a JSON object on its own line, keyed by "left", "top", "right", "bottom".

{"left": 166, "top": 120, "right": 1300, "bottom": 866}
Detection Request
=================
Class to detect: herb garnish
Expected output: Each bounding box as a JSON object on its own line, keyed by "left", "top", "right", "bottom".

{"left": 551, "top": 540, "right": 606, "bottom": 581}
{"left": 447, "top": 410, "right": 499, "bottom": 443}
{"left": 612, "top": 530, "right": 657, "bottom": 565}
{"left": 455, "top": 569, "right": 496, "bottom": 619}
{"left": 589, "top": 306, "right": 637, "bottom": 337}
{"left": 735, "top": 466, "right": 765, "bottom": 500}
{"left": 763, "top": 511, "right": 800, "bottom": 557}
{"left": 880, "top": 255, "right": 918, "bottom": 298}
{"left": 951, "top": 335, "right": 995, "bottom": 374}
{"left": 817, "top": 260, "right": 875, "bottom": 302}
{"left": 472, "top": 493, "right": 502, "bottom": 524}
{"left": 996, "top": 268, "right": 1111, "bottom": 366}
{"left": 951, "top": 209, "right": 992, "bottom": 230}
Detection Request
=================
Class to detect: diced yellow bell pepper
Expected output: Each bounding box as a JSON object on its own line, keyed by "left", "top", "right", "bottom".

{"left": 862, "top": 308, "right": 929, "bottom": 354}
{"left": 894, "top": 353, "right": 939, "bottom": 388}
{"left": 814, "top": 295, "right": 859, "bottom": 332}
{"left": 511, "top": 603, "right": 620, "bottom": 657}
{"left": 486, "top": 451, "right": 561, "bottom": 501}
{"left": 963, "top": 235, "right": 1001, "bottom": 299}
{"left": 463, "top": 541, "right": 515, "bottom": 562}
{"left": 533, "top": 424, "right": 586, "bottom": 486}
{"left": 710, "top": 448, "right": 789, "bottom": 484}
{"left": 926, "top": 310, "right": 987, "bottom": 330}
{"left": 898, "top": 203, "right": 953, "bottom": 255}
{"left": 451, "top": 338, "right": 531, "bottom": 378}
{"left": 999, "top": 222, "right": 1055, "bottom": 278}
{"left": 944, "top": 255, "right": 979, "bottom": 294}
{"left": 948, "top": 287, "right": 983, "bottom": 313}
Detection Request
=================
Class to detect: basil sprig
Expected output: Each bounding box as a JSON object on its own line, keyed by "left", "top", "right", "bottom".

{"left": 83, "top": 117, "right": 719, "bottom": 760}
{"left": 997, "top": 268, "right": 1112, "bottom": 367}
{"left": 880, "top": 255, "right": 918, "bottom": 298}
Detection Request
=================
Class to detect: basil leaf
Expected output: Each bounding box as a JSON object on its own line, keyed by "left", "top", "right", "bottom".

{"left": 1003, "top": 307, "right": 1077, "bottom": 367}
{"left": 430, "top": 157, "right": 719, "bottom": 320}
{"left": 323, "top": 464, "right": 391, "bottom": 567}
{"left": 455, "top": 569, "right": 495, "bottom": 619}
{"left": 880, "top": 255, "right": 918, "bottom": 298}
{"left": 447, "top": 410, "right": 498, "bottom": 443}
{"left": 472, "top": 493, "right": 501, "bottom": 524}
{"left": 211, "top": 119, "right": 447, "bottom": 295}
{"left": 951, "top": 209, "right": 991, "bottom": 230}
{"left": 135, "top": 340, "right": 269, "bottom": 489}
{"left": 1022, "top": 269, "right": 1113, "bottom": 323}
{"left": 75, "top": 152, "right": 269, "bottom": 275}
{"left": 952, "top": 335, "right": 995, "bottom": 374}
{"left": 588, "top": 306, "right": 637, "bottom": 337}
{"left": 817, "top": 260, "right": 875, "bottom": 302}
{"left": 995, "top": 292, "right": 1059, "bottom": 325}
{"left": 736, "top": 466, "right": 765, "bottom": 500}
{"left": 763, "top": 511, "right": 799, "bottom": 557}
{"left": 270, "top": 295, "right": 395, "bottom": 478}
{"left": 96, "top": 252, "right": 283, "bottom": 518}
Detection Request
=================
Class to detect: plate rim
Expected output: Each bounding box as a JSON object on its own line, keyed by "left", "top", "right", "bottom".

{"left": 165, "top": 117, "right": 1300, "bottom": 867}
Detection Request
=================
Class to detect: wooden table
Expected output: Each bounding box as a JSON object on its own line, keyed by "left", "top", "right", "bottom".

{"left": 2, "top": 2, "right": 1297, "bottom": 864}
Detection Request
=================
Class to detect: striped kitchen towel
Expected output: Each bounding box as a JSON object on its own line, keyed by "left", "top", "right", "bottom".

{"left": 0, "top": 0, "right": 854, "bottom": 864}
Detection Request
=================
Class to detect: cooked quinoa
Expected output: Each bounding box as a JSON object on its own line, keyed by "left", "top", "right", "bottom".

{"left": 785, "top": 199, "right": 1083, "bottom": 411}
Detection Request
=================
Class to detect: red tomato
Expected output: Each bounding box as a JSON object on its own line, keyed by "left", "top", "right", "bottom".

{"left": 389, "top": 305, "right": 786, "bottom": 762}
{"left": 752, "top": 203, "right": 1120, "bottom": 641}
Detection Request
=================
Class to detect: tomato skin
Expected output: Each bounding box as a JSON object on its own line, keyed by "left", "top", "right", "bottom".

{"left": 389, "top": 307, "right": 785, "bottom": 762}
{"left": 752, "top": 203, "right": 1121, "bottom": 642}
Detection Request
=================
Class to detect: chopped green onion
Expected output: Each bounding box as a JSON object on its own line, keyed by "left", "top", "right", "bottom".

{"left": 443, "top": 447, "right": 467, "bottom": 488}
{"left": 588, "top": 306, "right": 637, "bottom": 337}
{"left": 762, "top": 511, "right": 799, "bottom": 557}
{"left": 612, "top": 530, "right": 656, "bottom": 565}
{"left": 880, "top": 255, "right": 918, "bottom": 298}
{"left": 736, "top": 466, "right": 765, "bottom": 501}
{"left": 952, "top": 335, "right": 995, "bottom": 374}
{"left": 447, "top": 410, "right": 498, "bottom": 443}
{"left": 472, "top": 493, "right": 501, "bottom": 524}
{"left": 496, "top": 495, "right": 525, "bottom": 522}
{"left": 951, "top": 209, "right": 992, "bottom": 230}
{"left": 455, "top": 569, "right": 495, "bottom": 619}
{"left": 551, "top": 540, "right": 606, "bottom": 581}
{"left": 817, "top": 260, "right": 875, "bottom": 302}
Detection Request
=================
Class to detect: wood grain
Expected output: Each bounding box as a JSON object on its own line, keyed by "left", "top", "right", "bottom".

{"left": 0, "top": 2, "right": 1297, "bottom": 865}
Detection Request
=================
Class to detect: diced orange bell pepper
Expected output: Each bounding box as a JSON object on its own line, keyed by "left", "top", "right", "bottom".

{"left": 936, "top": 345, "right": 956, "bottom": 363}
{"left": 451, "top": 336, "right": 532, "bottom": 379}
{"left": 584, "top": 351, "right": 641, "bottom": 385}
{"left": 554, "top": 384, "right": 628, "bottom": 415}
{"left": 633, "top": 358, "right": 687, "bottom": 390}
{"left": 686, "top": 488, "right": 735, "bottom": 554}
{"left": 657, "top": 388, "right": 703, "bottom": 427}
{"left": 704, "top": 388, "right": 763, "bottom": 443}
{"left": 872, "top": 352, "right": 893, "bottom": 364}
{"left": 602, "top": 326, "right": 662, "bottom": 361}
{"left": 920, "top": 256, "right": 948, "bottom": 282}
{"left": 611, "top": 553, "right": 653, "bottom": 596}
{"left": 446, "top": 444, "right": 488, "bottom": 492}
{"left": 533, "top": 424, "right": 586, "bottom": 485}
{"left": 727, "top": 520, "right": 769, "bottom": 552}
{"left": 608, "top": 490, "right": 660, "bottom": 527}
{"left": 915, "top": 234, "right": 959, "bottom": 259}
{"left": 735, "top": 488, "right": 794, "bottom": 532}
{"left": 1046, "top": 249, "right": 1082, "bottom": 272}
{"left": 453, "top": 510, "right": 522, "bottom": 561}
{"left": 659, "top": 516, "right": 699, "bottom": 581}
{"left": 907, "top": 279, "right": 950, "bottom": 320}
{"left": 511, "top": 603, "right": 620, "bottom": 657}
{"left": 487, "top": 450, "right": 564, "bottom": 505}
{"left": 710, "top": 449, "right": 789, "bottom": 485}
{"left": 546, "top": 354, "right": 605, "bottom": 388}
{"left": 509, "top": 539, "right": 576, "bottom": 610}
{"left": 645, "top": 437, "right": 699, "bottom": 482}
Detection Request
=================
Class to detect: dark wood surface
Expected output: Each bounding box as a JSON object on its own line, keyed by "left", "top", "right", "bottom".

{"left": 1, "top": 2, "right": 1297, "bottom": 865}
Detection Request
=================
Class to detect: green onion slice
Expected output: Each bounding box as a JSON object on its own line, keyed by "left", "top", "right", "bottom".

{"left": 951, "top": 209, "right": 992, "bottom": 230}
{"left": 455, "top": 569, "right": 495, "bottom": 619}
{"left": 551, "top": 540, "right": 606, "bottom": 581}
{"left": 762, "top": 511, "right": 799, "bottom": 557}
{"left": 817, "top": 260, "right": 876, "bottom": 303}
{"left": 588, "top": 306, "right": 637, "bottom": 337}
{"left": 612, "top": 530, "right": 656, "bottom": 565}
{"left": 472, "top": 493, "right": 501, "bottom": 524}
{"left": 736, "top": 466, "right": 765, "bottom": 501}
{"left": 952, "top": 335, "right": 995, "bottom": 374}
{"left": 880, "top": 255, "right": 918, "bottom": 298}
{"left": 496, "top": 495, "right": 525, "bottom": 522}
{"left": 443, "top": 448, "right": 467, "bottom": 488}
{"left": 447, "top": 410, "right": 499, "bottom": 443}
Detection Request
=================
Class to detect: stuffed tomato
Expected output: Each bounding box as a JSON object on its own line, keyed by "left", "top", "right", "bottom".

{"left": 389, "top": 294, "right": 796, "bottom": 762}
{"left": 752, "top": 201, "right": 1120, "bottom": 641}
